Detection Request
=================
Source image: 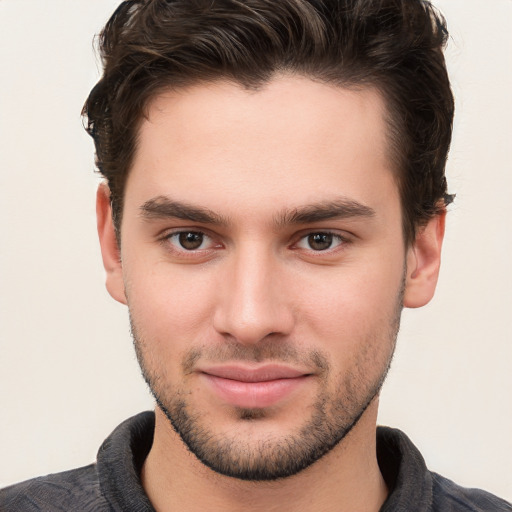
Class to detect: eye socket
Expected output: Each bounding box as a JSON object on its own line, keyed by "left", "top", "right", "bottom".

{"left": 295, "top": 232, "right": 345, "bottom": 252}
{"left": 167, "top": 231, "right": 210, "bottom": 251}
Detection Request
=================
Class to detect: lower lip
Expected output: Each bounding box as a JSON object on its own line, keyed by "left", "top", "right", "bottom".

{"left": 202, "top": 374, "right": 310, "bottom": 409}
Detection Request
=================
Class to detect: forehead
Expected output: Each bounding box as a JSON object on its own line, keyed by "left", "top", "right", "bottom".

{"left": 142, "top": 76, "right": 389, "bottom": 161}
{"left": 126, "top": 75, "right": 398, "bottom": 222}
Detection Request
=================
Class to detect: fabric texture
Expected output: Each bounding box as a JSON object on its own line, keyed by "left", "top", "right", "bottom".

{"left": 2, "top": 411, "right": 511, "bottom": 511}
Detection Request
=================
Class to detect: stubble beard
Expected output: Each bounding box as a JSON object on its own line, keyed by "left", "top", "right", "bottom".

{"left": 130, "top": 280, "right": 404, "bottom": 482}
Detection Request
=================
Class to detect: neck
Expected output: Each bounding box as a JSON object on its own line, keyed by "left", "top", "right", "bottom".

{"left": 141, "top": 402, "right": 388, "bottom": 512}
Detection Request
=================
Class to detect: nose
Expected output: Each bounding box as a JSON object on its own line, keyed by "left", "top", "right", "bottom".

{"left": 212, "top": 244, "right": 295, "bottom": 345}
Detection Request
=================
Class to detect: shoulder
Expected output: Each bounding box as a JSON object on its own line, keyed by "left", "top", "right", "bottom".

{"left": 0, "top": 412, "right": 155, "bottom": 512}
{"left": 0, "top": 463, "right": 111, "bottom": 512}
{"left": 431, "top": 472, "right": 512, "bottom": 512}
{"left": 376, "top": 427, "right": 511, "bottom": 512}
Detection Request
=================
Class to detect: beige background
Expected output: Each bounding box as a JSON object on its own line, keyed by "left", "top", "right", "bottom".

{"left": 1, "top": 0, "right": 511, "bottom": 501}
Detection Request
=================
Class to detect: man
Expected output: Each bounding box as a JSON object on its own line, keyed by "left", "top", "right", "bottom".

{"left": 1, "top": 0, "right": 511, "bottom": 510}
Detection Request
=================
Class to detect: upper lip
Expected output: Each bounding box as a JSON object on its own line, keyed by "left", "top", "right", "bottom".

{"left": 199, "top": 364, "right": 310, "bottom": 382}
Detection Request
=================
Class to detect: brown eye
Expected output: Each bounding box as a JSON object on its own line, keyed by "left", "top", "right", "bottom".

{"left": 178, "top": 232, "right": 204, "bottom": 250}
{"left": 307, "top": 233, "right": 334, "bottom": 251}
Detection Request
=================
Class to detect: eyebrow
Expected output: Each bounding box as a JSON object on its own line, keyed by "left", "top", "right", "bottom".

{"left": 276, "top": 199, "right": 375, "bottom": 226}
{"left": 140, "top": 195, "right": 375, "bottom": 227}
{"left": 140, "top": 196, "right": 229, "bottom": 225}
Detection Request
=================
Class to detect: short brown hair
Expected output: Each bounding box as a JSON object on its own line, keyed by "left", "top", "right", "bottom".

{"left": 83, "top": 0, "right": 454, "bottom": 244}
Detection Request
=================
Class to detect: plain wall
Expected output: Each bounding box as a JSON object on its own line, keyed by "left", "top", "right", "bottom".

{"left": 1, "top": 0, "right": 511, "bottom": 501}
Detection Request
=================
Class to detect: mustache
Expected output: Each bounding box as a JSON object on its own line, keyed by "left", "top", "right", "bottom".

{"left": 181, "top": 338, "right": 330, "bottom": 375}
{"left": 129, "top": 314, "right": 330, "bottom": 375}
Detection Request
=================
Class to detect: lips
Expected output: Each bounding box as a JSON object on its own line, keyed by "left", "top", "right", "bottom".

{"left": 201, "top": 364, "right": 307, "bottom": 382}
{"left": 199, "top": 364, "right": 312, "bottom": 409}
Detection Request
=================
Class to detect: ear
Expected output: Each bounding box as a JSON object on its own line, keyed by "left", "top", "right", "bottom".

{"left": 403, "top": 211, "right": 446, "bottom": 308}
{"left": 96, "top": 183, "right": 127, "bottom": 305}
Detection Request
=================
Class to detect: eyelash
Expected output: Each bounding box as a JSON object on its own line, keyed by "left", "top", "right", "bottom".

{"left": 161, "top": 230, "right": 219, "bottom": 257}
{"left": 293, "top": 231, "right": 348, "bottom": 252}
{"left": 159, "top": 229, "right": 351, "bottom": 257}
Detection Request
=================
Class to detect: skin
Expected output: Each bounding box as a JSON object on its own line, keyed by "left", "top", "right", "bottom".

{"left": 97, "top": 75, "right": 445, "bottom": 511}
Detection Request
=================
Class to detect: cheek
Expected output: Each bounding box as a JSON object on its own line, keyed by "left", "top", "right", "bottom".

{"left": 124, "top": 263, "right": 217, "bottom": 345}
{"left": 293, "top": 257, "right": 404, "bottom": 357}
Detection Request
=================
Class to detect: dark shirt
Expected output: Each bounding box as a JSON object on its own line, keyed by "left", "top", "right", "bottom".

{"left": 1, "top": 411, "right": 511, "bottom": 511}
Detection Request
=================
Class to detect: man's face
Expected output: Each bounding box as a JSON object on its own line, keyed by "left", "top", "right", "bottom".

{"left": 102, "top": 76, "right": 430, "bottom": 480}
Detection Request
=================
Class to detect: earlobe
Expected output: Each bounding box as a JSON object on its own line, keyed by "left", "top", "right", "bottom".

{"left": 403, "top": 212, "right": 446, "bottom": 309}
{"left": 96, "top": 183, "right": 127, "bottom": 305}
